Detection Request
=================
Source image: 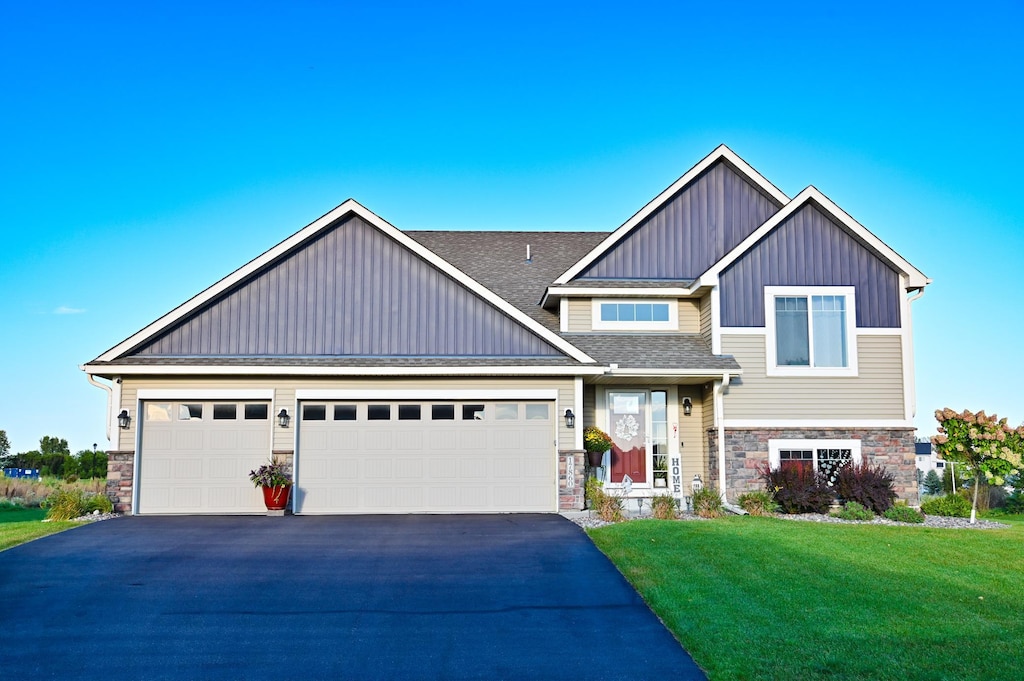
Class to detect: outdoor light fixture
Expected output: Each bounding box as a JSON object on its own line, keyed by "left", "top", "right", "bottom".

{"left": 277, "top": 409, "right": 291, "bottom": 428}
{"left": 117, "top": 409, "right": 131, "bottom": 429}
{"left": 682, "top": 397, "right": 693, "bottom": 417}
{"left": 564, "top": 409, "right": 575, "bottom": 428}
{"left": 691, "top": 474, "right": 704, "bottom": 494}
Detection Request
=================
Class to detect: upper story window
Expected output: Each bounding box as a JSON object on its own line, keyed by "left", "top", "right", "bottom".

{"left": 592, "top": 299, "right": 677, "bottom": 331}
{"left": 765, "top": 286, "right": 858, "bottom": 376}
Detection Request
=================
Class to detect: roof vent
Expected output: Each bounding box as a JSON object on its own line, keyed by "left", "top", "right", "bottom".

{"left": 525, "top": 244, "right": 532, "bottom": 264}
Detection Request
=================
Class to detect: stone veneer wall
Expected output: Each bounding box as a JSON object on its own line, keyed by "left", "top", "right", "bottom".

{"left": 558, "top": 449, "right": 585, "bottom": 510}
{"left": 708, "top": 427, "right": 918, "bottom": 503}
{"left": 106, "top": 451, "right": 135, "bottom": 513}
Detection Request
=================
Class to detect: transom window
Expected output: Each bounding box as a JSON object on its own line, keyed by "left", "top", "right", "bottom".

{"left": 765, "top": 287, "right": 857, "bottom": 376}
{"left": 592, "top": 299, "right": 678, "bottom": 331}
{"left": 770, "top": 439, "right": 862, "bottom": 486}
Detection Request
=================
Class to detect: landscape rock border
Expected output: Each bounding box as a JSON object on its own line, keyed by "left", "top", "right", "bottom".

{"left": 567, "top": 510, "right": 1010, "bottom": 530}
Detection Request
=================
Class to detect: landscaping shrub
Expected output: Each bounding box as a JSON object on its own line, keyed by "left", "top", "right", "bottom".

{"left": 883, "top": 504, "right": 925, "bottom": 523}
{"left": 650, "top": 494, "right": 677, "bottom": 520}
{"left": 757, "top": 462, "right": 833, "bottom": 514}
{"left": 830, "top": 501, "right": 875, "bottom": 521}
{"left": 922, "top": 469, "right": 943, "bottom": 496}
{"left": 692, "top": 487, "right": 723, "bottom": 518}
{"left": 41, "top": 488, "right": 87, "bottom": 521}
{"left": 585, "top": 478, "right": 624, "bottom": 522}
{"left": 834, "top": 463, "right": 897, "bottom": 514}
{"left": 737, "top": 490, "right": 778, "bottom": 516}
{"left": 85, "top": 494, "right": 113, "bottom": 514}
{"left": 1004, "top": 491, "right": 1024, "bottom": 514}
{"left": 958, "top": 484, "right": 990, "bottom": 513}
{"left": 921, "top": 494, "right": 972, "bottom": 518}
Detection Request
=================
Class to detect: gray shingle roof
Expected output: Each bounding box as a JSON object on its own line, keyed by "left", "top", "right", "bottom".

{"left": 560, "top": 334, "right": 740, "bottom": 371}
{"left": 85, "top": 356, "right": 583, "bottom": 368}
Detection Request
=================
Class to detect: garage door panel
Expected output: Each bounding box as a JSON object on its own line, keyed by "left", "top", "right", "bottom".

{"left": 296, "top": 400, "right": 556, "bottom": 514}
{"left": 139, "top": 401, "right": 271, "bottom": 514}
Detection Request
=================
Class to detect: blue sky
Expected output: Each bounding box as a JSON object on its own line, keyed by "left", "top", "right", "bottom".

{"left": 1, "top": 1, "right": 1022, "bottom": 455}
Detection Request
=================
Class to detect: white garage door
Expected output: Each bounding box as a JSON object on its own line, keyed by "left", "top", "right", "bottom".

{"left": 138, "top": 401, "right": 273, "bottom": 514}
{"left": 295, "top": 400, "right": 556, "bottom": 513}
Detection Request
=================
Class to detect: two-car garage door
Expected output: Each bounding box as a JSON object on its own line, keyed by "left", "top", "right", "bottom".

{"left": 295, "top": 400, "right": 557, "bottom": 513}
{"left": 137, "top": 397, "right": 557, "bottom": 514}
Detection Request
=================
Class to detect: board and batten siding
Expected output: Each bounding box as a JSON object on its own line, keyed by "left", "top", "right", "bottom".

{"left": 129, "top": 215, "right": 562, "bottom": 358}
{"left": 719, "top": 202, "right": 901, "bottom": 329}
{"left": 578, "top": 160, "right": 781, "bottom": 280}
{"left": 118, "top": 376, "right": 577, "bottom": 452}
{"left": 720, "top": 334, "right": 905, "bottom": 420}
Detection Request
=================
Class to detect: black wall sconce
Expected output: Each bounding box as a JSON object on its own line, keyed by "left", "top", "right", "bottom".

{"left": 564, "top": 409, "right": 575, "bottom": 428}
{"left": 277, "top": 409, "right": 291, "bottom": 428}
{"left": 682, "top": 398, "right": 693, "bottom": 417}
{"left": 117, "top": 409, "right": 131, "bottom": 429}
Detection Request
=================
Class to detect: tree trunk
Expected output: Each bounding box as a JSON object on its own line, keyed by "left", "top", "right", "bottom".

{"left": 970, "top": 480, "right": 979, "bottom": 524}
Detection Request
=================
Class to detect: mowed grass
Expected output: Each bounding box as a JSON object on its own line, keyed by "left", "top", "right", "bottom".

{"left": 0, "top": 507, "right": 81, "bottom": 551}
{"left": 588, "top": 516, "right": 1024, "bottom": 681}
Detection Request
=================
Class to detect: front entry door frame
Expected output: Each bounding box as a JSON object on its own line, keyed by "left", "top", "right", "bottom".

{"left": 597, "top": 386, "right": 679, "bottom": 494}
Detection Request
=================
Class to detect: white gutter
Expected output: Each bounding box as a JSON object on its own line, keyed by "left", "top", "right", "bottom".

{"left": 904, "top": 287, "right": 926, "bottom": 420}
{"left": 715, "top": 372, "right": 731, "bottom": 500}
{"left": 84, "top": 372, "right": 115, "bottom": 443}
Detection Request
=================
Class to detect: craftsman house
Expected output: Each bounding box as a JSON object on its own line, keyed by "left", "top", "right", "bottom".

{"left": 82, "top": 145, "right": 929, "bottom": 514}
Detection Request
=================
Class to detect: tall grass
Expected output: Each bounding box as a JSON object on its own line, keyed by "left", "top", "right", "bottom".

{"left": 1, "top": 476, "right": 106, "bottom": 508}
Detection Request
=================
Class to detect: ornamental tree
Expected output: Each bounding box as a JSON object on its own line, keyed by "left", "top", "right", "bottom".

{"left": 932, "top": 408, "right": 1024, "bottom": 523}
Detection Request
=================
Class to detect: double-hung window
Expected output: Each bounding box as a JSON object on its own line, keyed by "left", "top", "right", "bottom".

{"left": 765, "top": 286, "right": 857, "bottom": 376}
{"left": 769, "top": 439, "right": 862, "bottom": 487}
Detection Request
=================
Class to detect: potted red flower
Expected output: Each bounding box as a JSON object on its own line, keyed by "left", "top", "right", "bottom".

{"left": 249, "top": 459, "right": 292, "bottom": 511}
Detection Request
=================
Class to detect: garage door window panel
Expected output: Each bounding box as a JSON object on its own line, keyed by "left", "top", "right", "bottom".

{"left": 303, "top": 404, "right": 327, "bottom": 421}
{"left": 146, "top": 403, "right": 173, "bottom": 422}
{"left": 179, "top": 404, "right": 203, "bottom": 421}
{"left": 525, "top": 404, "right": 550, "bottom": 420}
{"left": 213, "top": 404, "right": 237, "bottom": 420}
{"left": 495, "top": 404, "right": 519, "bottom": 420}
{"left": 432, "top": 404, "right": 455, "bottom": 420}
{"left": 244, "top": 404, "right": 268, "bottom": 420}
{"left": 463, "top": 404, "right": 485, "bottom": 420}
{"left": 368, "top": 405, "right": 391, "bottom": 420}
{"left": 334, "top": 405, "right": 357, "bottom": 421}
{"left": 398, "top": 405, "right": 422, "bottom": 420}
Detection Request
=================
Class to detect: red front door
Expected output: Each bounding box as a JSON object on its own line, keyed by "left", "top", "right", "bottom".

{"left": 608, "top": 391, "right": 647, "bottom": 483}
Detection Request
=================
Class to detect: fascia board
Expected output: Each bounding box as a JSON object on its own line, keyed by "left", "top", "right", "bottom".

{"left": 81, "top": 363, "right": 609, "bottom": 377}
{"left": 606, "top": 368, "right": 742, "bottom": 377}
{"left": 542, "top": 286, "right": 695, "bottom": 306}
{"left": 94, "top": 200, "right": 596, "bottom": 365}
{"left": 553, "top": 144, "right": 789, "bottom": 285}
{"left": 696, "top": 187, "right": 931, "bottom": 290}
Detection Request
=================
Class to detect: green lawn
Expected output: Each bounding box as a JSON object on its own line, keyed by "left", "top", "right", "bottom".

{"left": 588, "top": 516, "right": 1024, "bottom": 681}
{"left": 0, "top": 507, "right": 82, "bottom": 551}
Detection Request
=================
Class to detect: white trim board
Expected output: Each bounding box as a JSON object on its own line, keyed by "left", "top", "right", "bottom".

{"left": 723, "top": 419, "right": 915, "bottom": 429}
{"left": 137, "top": 389, "right": 275, "bottom": 400}
{"left": 84, "top": 364, "right": 608, "bottom": 377}
{"left": 553, "top": 145, "right": 789, "bottom": 285}
{"left": 93, "top": 200, "right": 596, "bottom": 365}
{"left": 295, "top": 389, "right": 559, "bottom": 400}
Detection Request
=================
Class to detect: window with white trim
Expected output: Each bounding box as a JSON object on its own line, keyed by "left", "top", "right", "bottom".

{"left": 765, "top": 286, "right": 858, "bottom": 376}
{"left": 592, "top": 299, "right": 678, "bottom": 331}
{"left": 769, "top": 439, "right": 862, "bottom": 486}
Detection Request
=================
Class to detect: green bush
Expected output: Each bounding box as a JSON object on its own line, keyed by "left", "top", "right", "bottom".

{"left": 585, "top": 478, "right": 624, "bottom": 522}
{"left": 883, "top": 504, "right": 925, "bottom": 523}
{"left": 85, "top": 494, "right": 113, "bottom": 514}
{"left": 737, "top": 490, "right": 778, "bottom": 516}
{"left": 922, "top": 469, "right": 943, "bottom": 495}
{"left": 830, "top": 501, "right": 875, "bottom": 521}
{"left": 41, "top": 488, "right": 87, "bottom": 521}
{"left": 650, "top": 494, "right": 677, "bottom": 520}
{"left": 1004, "top": 491, "right": 1024, "bottom": 514}
{"left": 921, "top": 494, "right": 972, "bottom": 518}
{"left": 693, "top": 487, "right": 723, "bottom": 518}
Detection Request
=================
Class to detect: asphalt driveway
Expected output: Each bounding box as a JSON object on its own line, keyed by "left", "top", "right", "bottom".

{"left": 0, "top": 514, "right": 705, "bottom": 680}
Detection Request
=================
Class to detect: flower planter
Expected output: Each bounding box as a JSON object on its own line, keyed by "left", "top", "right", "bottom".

{"left": 587, "top": 450, "right": 605, "bottom": 467}
{"left": 261, "top": 484, "right": 292, "bottom": 511}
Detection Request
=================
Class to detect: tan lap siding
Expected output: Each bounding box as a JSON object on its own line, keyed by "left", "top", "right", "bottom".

{"left": 566, "top": 299, "right": 591, "bottom": 332}
{"left": 721, "top": 333, "right": 905, "bottom": 420}
{"left": 699, "top": 294, "right": 713, "bottom": 345}
{"left": 677, "top": 386, "right": 705, "bottom": 484}
{"left": 678, "top": 299, "right": 700, "bottom": 333}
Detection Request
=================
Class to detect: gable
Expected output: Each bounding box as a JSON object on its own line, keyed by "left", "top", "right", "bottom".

{"left": 125, "top": 214, "right": 567, "bottom": 358}
{"left": 718, "top": 201, "right": 901, "bottom": 328}
{"left": 576, "top": 160, "right": 782, "bottom": 281}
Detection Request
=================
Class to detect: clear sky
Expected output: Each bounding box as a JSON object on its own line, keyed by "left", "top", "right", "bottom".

{"left": 1, "top": 1, "right": 1022, "bottom": 456}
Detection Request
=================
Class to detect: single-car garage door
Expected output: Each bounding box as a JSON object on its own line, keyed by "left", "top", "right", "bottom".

{"left": 138, "top": 401, "right": 272, "bottom": 514}
{"left": 295, "top": 400, "right": 556, "bottom": 513}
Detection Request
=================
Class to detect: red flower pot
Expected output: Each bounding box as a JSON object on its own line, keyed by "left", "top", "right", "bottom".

{"left": 261, "top": 485, "right": 291, "bottom": 511}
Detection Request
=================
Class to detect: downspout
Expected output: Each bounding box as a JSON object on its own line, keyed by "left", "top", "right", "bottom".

{"left": 84, "top": 372, "right": 114, "bottom": 443}
{"left": 905, "top": 288, "right": 926, "bottom": 420}
{"left": 715, "top": 372, "right": 731, "bottom": 501}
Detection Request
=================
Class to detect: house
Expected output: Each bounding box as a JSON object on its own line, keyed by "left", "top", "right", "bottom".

{"left": 82, "top": 145, "right": 930, "bottom": 515}
{"left": 915, "top": 440, "right": 947, "bottom": 475}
